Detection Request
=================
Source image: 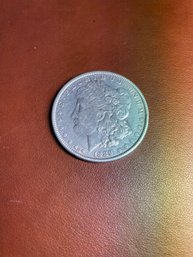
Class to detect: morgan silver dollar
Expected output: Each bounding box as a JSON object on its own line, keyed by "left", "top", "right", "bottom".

{"left": 52, "top": 71, "right": 149, "bottom": 162}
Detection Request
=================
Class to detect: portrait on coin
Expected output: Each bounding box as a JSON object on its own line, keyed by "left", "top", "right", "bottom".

{"left": 71, "top": 79, "right": 132, "bottom": 152}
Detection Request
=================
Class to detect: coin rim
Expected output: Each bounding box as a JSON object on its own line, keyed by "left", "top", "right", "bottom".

{"left": 52, "top": 71, "right": 149, "bottom": 162}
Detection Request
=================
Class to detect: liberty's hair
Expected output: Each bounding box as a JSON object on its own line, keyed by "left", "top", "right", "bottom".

{"left": 75, "top": 79, "right": 132, "bottom": 148}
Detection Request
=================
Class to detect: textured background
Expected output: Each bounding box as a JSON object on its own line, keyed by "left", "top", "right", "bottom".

{"left": 1, "top": 1, "right": 193, "bottom": 257}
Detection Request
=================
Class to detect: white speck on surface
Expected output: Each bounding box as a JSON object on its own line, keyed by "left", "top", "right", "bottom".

{"left": 9, "top": 200, "right": 23, "bottom": 204}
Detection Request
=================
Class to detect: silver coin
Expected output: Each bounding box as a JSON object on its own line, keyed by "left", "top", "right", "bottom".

{"left": 52, "top": 71, "right": 149, "bottom": 162}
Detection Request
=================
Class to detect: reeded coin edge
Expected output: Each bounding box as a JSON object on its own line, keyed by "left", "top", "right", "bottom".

{"left": 51, "top": 71, "right": 149, "bottom": 162}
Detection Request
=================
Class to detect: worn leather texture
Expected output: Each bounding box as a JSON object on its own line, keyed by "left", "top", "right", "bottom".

{"left": 1, "top": 1, "right": 193, "bottom": 257}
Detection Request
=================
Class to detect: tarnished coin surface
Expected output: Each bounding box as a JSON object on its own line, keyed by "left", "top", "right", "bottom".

{"left": 52, "top": 71, "right": 149, "bottom": 162}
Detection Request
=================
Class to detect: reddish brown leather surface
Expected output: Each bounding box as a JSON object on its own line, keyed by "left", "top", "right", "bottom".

{"left": 1, "top": 1, "right": 193, "bottom": 257}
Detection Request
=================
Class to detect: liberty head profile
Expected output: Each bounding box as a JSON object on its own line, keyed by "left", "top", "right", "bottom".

{"left": 71, "top": 78, "right": 132, "bottom": 152}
